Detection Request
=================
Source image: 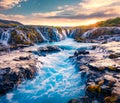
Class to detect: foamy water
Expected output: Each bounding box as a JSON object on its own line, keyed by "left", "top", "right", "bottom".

{"left": 0, "top": 38, "right": 95, "bottom": 103}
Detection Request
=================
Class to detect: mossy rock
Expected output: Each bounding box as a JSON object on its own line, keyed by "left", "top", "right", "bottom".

{"left": 87, "top": 85, "right": 101, "bottom": 93}
{"left": 89, "top": 29, "right": 112, "bottom": 39}
{"left": 55, "top": 26, "right": 62, "bottom": 34}
{"left": 98, "top": 80, "right": 104, "bottom": 86}
{"left": 107, "top": 66, "right": 116, "bottom": 71}
{"left": 75, "top": 37, "right": 86, "bottom": 42}
{"left": 104, "top": 96, "right": 117, "bottom": 103}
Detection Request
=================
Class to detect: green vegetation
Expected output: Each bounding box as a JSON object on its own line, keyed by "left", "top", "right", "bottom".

{"left": 87, "top": 85, "right": 101, "bottom": 93}
{"left": 10, "top": 26, "right": 44, "bottom": 45}
{"left": 0, "top": 19, "right": 23, "bottom": 27}
{"left": 75, "top": 17, "right": 120, "bottom": 29}
{"left": 96, "top": 17, "right": 120, "bottom": 27}
{"left": 104, "top": 96, "right": 117, "bottom": 103}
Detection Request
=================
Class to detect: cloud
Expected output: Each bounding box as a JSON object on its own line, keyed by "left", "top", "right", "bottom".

{"left": 0, "top": 14, "right": 25, "bottom": 20}
{"left": 32, "top": 10, "right": 63, "bottom": 18}
{"left": 0, "top": 0, "right": 120, "bottom": 26}
{"left": 0, "top": 0, "right": 27, "bottom": 10}
{"left": 29, "top": 0, "right": 120, "bottom": 22}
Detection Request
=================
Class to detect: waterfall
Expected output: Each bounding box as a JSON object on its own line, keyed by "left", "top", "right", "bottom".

{"left": 42, "top": 27, "right": 50, "bottom": 40}
{"left": 62, "top": 29, "right": 67, "bottom": 38}
{"left": 0, "top": 29, "right": 11, "bottom": 45}
{"left": 66, "top": 29, "right": 70, "bottom": 35}
{"left": 35, "top": 27, "right": 48, "bottom": 42}
{"left": 16, "top": 30, "right": 30, "bottom": 42}
{"left": 52, "top": 28, "right": 61, "bottom": 41}
{"left": 82, "top": 28, "right": 97, "bottom": 38}
{"left": 69, "top": 29, "right": 76, "bottom": 37}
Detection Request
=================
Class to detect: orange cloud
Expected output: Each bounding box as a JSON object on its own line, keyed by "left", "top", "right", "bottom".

{"left": 0, "top": 0, "right": 27, "bottom": 9}
{"left": 0, "top": 0, "right": 120, "bottom": 26}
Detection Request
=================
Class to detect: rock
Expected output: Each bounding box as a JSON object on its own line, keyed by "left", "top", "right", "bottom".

{"left": 0, "top": 82, "right": 14, "bottom": 95}
{"left": 0, "top": 67, "right": 10, "bottom": 75}
{"left": 104, "top": 75, "right": 117, "bottom": 83}
{"left": 116, "top": 67, "right": 120, "bottom": 72}
{"left": 112, "top": 87, "right": 120, "bottom": 97}
{"left": 79, "top": 65, "right": 89, "bottom": 71}
{"left": 91, "top": 46, "right": 97, "bottom": 50}
{"left": 112, "top": 82, "right": 120, "bottom": 97}
{"left": 75, "top": 37, "right": 85, "bottom": 42}
{"left": 79, "top": 97, "right": 92, "bottom": 103}
{"left": 19, "top": 56, "right": 30, "bottom": 60}
{"left": 104, "top": 96, "right": 117, "bottom": 103}
{"left": 68, "top": 99, "right": 79, "bottom": 103}
{"left": 37, "top": 45, "right": 61, "bottom": 56}
{"left": 69, "top": 36, "right": 120, "bottom": 103}
{"left": 74, "top": 50, "right": 89, "bottom": 56}
{"left": 97, "top": 80, "right": 104, "bottom": 86}
{"left": 101, "top": 85, "right": 111, "bottom": 96}
{"left": 107, "top": 66, "right": 116, "bottom": 71}
{"left": 88, "top": 64, "right": 106, "bottom": 71}
{"left": 114, "top": 74, "right": 120, "bottom": 79}
{"left": 9, "top": 71, "right": 20, "bottom": 82}
{"left": 13, "top": 56, "right": 30, "bottom": 61}
{"left": 0, "top": 65, "right": 37, "bottom": 95}
{"left": 81, "top": 71, "right": 87, "bottom": 77}
{"left": 109, "top": 53, "right": 120, "bottom": 59}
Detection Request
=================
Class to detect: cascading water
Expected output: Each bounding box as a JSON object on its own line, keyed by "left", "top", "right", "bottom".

{"left": 52, "top": 28, "right": 61, "bottom": 41}
{"left": 0, "top": 29, "right": 11, "bottom": 45}
{"left": 62, "top": 29, "right": 67, "bottom": 39}
{"left": 66, "top": 29, "right": 70, "bottom": 35}
{"left": 69, "top": 29, "right": 76, "bottom": 37}
{"left": 16, "top": 30, "right": 31, "bottom": 42}
{"left": 0, "top": 38, "right": 95, "bottom": 103}
{"left": 36, "top": 27, "right": 48, "bottom": 42}
{"left": 81, "top": 28, "right": 97, "bottom": 38}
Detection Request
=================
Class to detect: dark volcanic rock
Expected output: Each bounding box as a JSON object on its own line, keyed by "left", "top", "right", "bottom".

{"left": 68, "top": 43, "right": 120, "bottom": 103}
{"left": 0, "top": 65, "right": 37, "bottom": 95}
{"left": 108, "top": 53, "right": 120, "bottom": 59}
{"left": 13, "top": 56, "right": 30, "bottom": 61}
{"left": 37, "top": 45, "right": 61, "bottom": 56}
{"left": 74, "top": 50, "right": 89, "bottom": 56}
{"left": 0, "top": 67, "right": 10, "bottom": 75}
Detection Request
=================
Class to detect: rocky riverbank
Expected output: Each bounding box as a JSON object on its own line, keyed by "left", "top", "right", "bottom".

{"left": 0, "top": 26, "right": 68, "bottom": 46}
{"left": 69, "top": 41, "right": 120, "bottom": 103}
{"left": 0, "top": 25, "right": 68, "bottom": 95}
{"left": 0, "top": 47, "right": 41, "bottom": 95}
{"left": 1, "top": 24, "right": 120, "bottom": 102}
{"left": 69, "top": 27, "right": 120, "bottom": 43}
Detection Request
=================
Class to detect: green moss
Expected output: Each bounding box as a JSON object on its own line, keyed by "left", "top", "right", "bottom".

{"left": 98, "top": 80, "right": 104, "bottom": 86}
{"left": 107, "top": 66, "right": 116, "bottom": 71}
{"left": 55, "top": 26, "right": 62, "bottom": 34}
{"left": 75, "top": 37, "right": 85, "bottom": 42}
{"left": 87, "top": 85, "right": 101, "bottom": 93}
{"left": 104, "top": 96, "right": 117, "bottom": 103}
{"left": 98, "top": 17, "right": 120, "bottom": 27}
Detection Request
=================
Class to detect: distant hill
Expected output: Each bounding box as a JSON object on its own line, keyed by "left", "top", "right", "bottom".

{"left": 0, "top": 19, "right": 23, "bottom": 27}
{"left": 74, "top": 17, "right": 120, "bottom": 30}
{"left": 94, "top": 17, "right": 120, "bottom": 27}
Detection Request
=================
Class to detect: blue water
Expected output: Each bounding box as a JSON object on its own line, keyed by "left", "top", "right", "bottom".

{"left": 0, "top": 38, "right": 95, "bottom": 103}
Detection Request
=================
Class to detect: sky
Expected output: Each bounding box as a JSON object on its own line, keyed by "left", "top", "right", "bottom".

{"left": 0, "top": 0, "right": 120, "bottom": 26}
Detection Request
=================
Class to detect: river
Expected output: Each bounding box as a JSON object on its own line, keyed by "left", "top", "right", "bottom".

{"left": 0, "top": 38, "right": 95, "bottom": 103}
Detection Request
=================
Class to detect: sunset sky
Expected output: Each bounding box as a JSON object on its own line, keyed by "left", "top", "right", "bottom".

{"left": 0, "top": 0, "right": 120, "bottom": 26}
